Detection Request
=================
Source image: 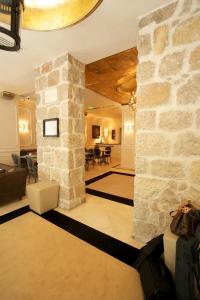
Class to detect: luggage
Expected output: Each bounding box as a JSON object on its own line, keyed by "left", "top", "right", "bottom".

{"left": 134, "top": 234, "right": 176, "bottom": 300}
{"left": 139, "top": 257, "right": 176, "bottom": 300}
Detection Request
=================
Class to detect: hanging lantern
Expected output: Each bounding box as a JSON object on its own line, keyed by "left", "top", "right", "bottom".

{"left": 0, "top": 0, "right": 24, "bottom": 51}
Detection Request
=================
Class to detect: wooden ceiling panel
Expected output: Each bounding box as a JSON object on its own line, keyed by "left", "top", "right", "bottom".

{"left": 85, "top": 48, "right": 138, "bottom": 104}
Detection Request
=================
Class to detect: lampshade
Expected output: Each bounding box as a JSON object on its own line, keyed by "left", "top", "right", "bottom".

{"left": 0, "top": 0, "right": 23, "bottom": 51}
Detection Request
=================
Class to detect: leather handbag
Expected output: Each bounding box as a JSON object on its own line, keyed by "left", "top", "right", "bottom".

{"left": 170, "top": 201, "right": 200, "bottom": 237}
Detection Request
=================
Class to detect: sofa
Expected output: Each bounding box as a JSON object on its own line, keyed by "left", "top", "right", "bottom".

{"left": 0, "top": 167, "right": 27, "bottom": 201}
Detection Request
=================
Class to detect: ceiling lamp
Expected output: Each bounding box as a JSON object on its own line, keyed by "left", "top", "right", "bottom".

{"left": 128, "top": 91, "right": 136, "bottom": 111}
{"left": 0, "top": 0, "right": 24, "bottom": 51}
{"left": 0, "top": 0, "right": 102, "bottom": 31}
{"left": 24, "top": 0, "right": 66, "bottom": 9}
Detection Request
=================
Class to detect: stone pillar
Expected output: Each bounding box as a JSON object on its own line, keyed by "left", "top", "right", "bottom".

{"left": 121, "top": 105, "right": 135, "bottom": 169}
{"left": 34, "top": 53, "right": 85, "bottom": 209}
{"left": 135, "top": 0, "right": 200, "bottom": 243}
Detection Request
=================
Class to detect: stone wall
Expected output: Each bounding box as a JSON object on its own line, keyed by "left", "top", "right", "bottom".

{"left": 135, "top": 0, "right": 200, "bottom": 242}
{"left": 34, "top": 53, "right": 85, "bottom": 209}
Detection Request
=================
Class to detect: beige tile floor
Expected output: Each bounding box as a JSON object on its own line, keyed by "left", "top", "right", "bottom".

{"left": 85, "top": 159, "right": 121, "bottom": 180}
{"left": 56, "top": 194, "right": 143, "bottom": 249}
{"left": 87, "top": 173, "right": 134, "bottom": 200}
{"left": 0, "top": 197, "right": 28, "bottom": 216}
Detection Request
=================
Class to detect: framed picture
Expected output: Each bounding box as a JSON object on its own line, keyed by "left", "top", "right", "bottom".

{"left": 43, "top": 118, "right": 59, "bottom": 137}
{"left": 92, "top": 125, "right": 100, "bottom": 139}
{"left": 111, "top": 129, "right": 116, "bottom": 140}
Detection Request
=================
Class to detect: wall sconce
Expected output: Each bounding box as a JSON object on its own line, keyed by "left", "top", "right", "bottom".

{"left": 19, "top": 120, "right": 29, "bottom": 133}
{"left": 124, "top": 122, "right": 133, "bottom": 133}
{"left": 104, "top": 128, "right": 108, "bottom": 137}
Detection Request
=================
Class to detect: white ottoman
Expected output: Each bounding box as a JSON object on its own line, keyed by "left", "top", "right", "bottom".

{"left": 27, "top": 181, "right": 59, "bottom": 214}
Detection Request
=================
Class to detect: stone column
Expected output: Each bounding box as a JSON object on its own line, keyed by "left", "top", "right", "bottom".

{"left": 34, "top": 53, "right": 85, "bottom": 209}
{"left": 135, "top": 0, "right": 200, "bottom": 243}
{"left": 121, "top": 105, "right": 135, "bottom": 169}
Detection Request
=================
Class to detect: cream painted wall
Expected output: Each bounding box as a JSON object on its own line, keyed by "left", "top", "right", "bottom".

{"left": 0, "top": 98, "right": 20, "bottom": 165}
{"left": 121, "top": 105, "right": 135, "bottom": 169}
{"left": 18, "top": 99, "right": 36, "bottom": 150}
{"left": 85, "top": 114, "right": 121, "bottom": 146}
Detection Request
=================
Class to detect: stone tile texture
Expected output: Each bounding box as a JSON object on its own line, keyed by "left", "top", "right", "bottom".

{"left": 135, "top": 0, "right": 200, "bottom": 243}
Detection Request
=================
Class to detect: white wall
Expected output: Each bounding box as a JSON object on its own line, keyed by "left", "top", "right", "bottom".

{"left": 121, "top": 105, "right": 135, "bottom": 169}
{"left": 0, "top": 98, "right": 20, "bottom": 165}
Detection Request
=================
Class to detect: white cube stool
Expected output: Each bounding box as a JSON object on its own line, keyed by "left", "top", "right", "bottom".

{"left": 27, "top": 181, "right": 59, "bottom": 215}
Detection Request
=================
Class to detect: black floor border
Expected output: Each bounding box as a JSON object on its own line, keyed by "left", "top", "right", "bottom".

{"left": 85, "top": 171, "right": 112, "bottom": 185}
{"left": 0, "top": 205, "right": 30, "bottom": 224}
{"left": 42, "top": 209, "right": 139, "bottom": 267}
{"left": 86, "top": 188, "right": 134, "bottom": 206}
{"left": 85, "top": 171, "right": 135, "bottom": 186}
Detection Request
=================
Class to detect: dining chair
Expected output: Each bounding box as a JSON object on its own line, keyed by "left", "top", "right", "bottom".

{"left": 11, "top": 154, "right": 21, "bottom": 168}
{"left": 104, "top": 146, "right": 111, "bottom": 164}
{"left": 85, "top": 149, "right": 95, "bottom": 170}
{"left": 26, "top": 155, "right": 38, "bottom": 183}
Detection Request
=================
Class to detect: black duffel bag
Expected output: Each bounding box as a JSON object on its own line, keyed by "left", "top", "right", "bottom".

{"left": 139, "top": 257, "right": 176, "bottom": 300}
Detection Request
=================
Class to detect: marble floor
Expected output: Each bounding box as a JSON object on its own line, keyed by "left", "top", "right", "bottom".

{"left": 87, "top": 173, "right": 134, "bottom": 200}
{"left": 0, "top": 212, "right": 143, "bottom": 300}
{"left": 85, "top": 159, "right": 121, "bottom": 180}
{"left": 56, "top": 194, "right": 143, "bottom": 249}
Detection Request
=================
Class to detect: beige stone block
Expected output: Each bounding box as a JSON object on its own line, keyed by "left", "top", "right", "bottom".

{"left": 74, "top": 148, "right": 85, "bottom": 168}
{"left": 69, "top": 168, "right": 84, "bottom": 186}
{"left": 35, "top": 76, "right": 47, "bottom": 92}
{"left": 159, "top": 52, "right": 184, "bottom": 77}
{"left": 189, "top": 46, "right": 200, "bottom": 70}
{"left": 50, "top": 168, "right": 61, "bottom": 182}
{"left": 196, "top": 109, "right": 200, "bottom": 128}
{"left": 62, "top": 134, "right": 84, "bottom": 148}
{"left": 181, "top": 0, "right": 193, "bottom": 15}
{"left": 38, "top": 165, "right": 50, "bottom": 181}
{"left": 175, "top": 132, "right": 200, "bottom": 156}
{"left": 151, "top": 160, "right": 185, "bottom": 178}
{"left": 59, "top": 185, "right": 74, "bottom": 201}
{"left": 138, "top": 2, "right": 177, "bottom": 29}
{"left": 134, "top": 220, "right": 159, "bottom": 243}
{"left": 41, "top": 62, "right": 53, "bottom": 74}
{"left": 182, "top": 186, "right": 200, "bottom": 208}
{"left": 74, "top": 119, "right": 85, "bottom": 134}
{"left": 72, "top": 87, "right": 85, "bottom": 104}
{"left": 177, "top": 74, "right": 200, "bottom": 104}
{"left": 173, "top": 15, "right": 200, "bottom": 45}
{"left": 134, "top": 176, "right": 169, "bottom": 200}
{"left": 60, "top": 119, "right": 73, "bottom": 133}
{"left": 135, "top": 157, "right": 149, "bottom": 174}
{"left": 159, "top": 110, "right": 193, "bottom": 130}
{"left": 137, "top": 82, "right": 171, "bottom": 109}
{"left": 178, "top": 182, "right": 188, "bottom": 191}
{"left": 74, "top": 183, "right": 85, "bottom": 198}
{"left": 43, "top": 152, "right": 53, "bottom": 167}
{"left": 34, "top": 67, "right": 40, "bottom": 78}
{"left": 36, "top": 107, "right": 47, "bottom": 120}
{"left": 53, "top": 149, "right": 74, "bottom": 169}
{"left": 136, "top": 110, "right": 156, "bottom": 130}
{"left": 48, "top": 70, "right": 60, "bottom": 87}
{"left": 137, "top": 61, "right": 155, "bottom": 82}
{"left": 47, "top": 106, "right": 60, "bottom": 118}
{"left": 68, "top": 53, "right": 85, "bottom": 72}
{"left": 54, "top": 53, "right": 68, "bottom": 68}
{"left": 191, "top": 161, "right": 200, "bottom": 184}
{"left": 136, "top": 133, "right": 170, "bottom": 156}
{"left": 57, "top": 83, "right": 72, "bottom": 101}
{"left": 153, "top": 24, "right": 169, "bottom": 54}
{"left": 137, "top": 34, "right": 152, "bottom": 56}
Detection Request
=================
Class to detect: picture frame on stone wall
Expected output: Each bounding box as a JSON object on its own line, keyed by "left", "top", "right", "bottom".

{"left": 43, "top": 118, "right": 59, "bottom": 137}
{"left": 92, "top": 125, "right": 100, "bottom": 139}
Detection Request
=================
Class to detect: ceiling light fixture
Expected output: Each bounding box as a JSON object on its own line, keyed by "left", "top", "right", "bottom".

{"left": 128, "top": 91, "right": 136, "bottom": 111}
{"left": 0, "top": 0, "right": 24, "bottom": 51}
{"left": 0, "top": 0, "right": 102, "bottom": 31}
{"left": 24, "top": 0, "right": 66, "bottom": 9}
